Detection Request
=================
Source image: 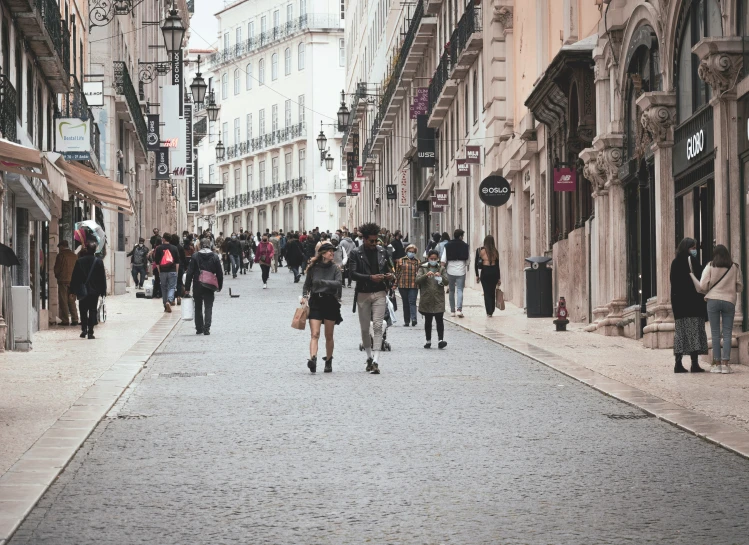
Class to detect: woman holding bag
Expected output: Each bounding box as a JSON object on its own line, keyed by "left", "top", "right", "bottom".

{"left": 670, "top": 238, "right": 708, "bottom": 373}
{"left": 184, "top": 238, "right": 224, "bottom": 335}
{"left": 699, "top": 245, "right": 744, "bottom": 374}
{"left": 255, "top": 234, "right": 275, "bottom": 288}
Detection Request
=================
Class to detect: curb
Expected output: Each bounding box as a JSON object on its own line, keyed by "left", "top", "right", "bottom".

{"left": 0, "top": 313, "right": 181, "bottom": 545}
{"left": 443, "top": 315, "right": 749, "bottom": 460}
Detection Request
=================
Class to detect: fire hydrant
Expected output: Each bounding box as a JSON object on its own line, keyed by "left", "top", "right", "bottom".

{"left": 553, "top": 297, "right": 569, "bottom": 331}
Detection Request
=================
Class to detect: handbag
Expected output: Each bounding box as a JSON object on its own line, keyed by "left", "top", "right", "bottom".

{"left": 197, "top": 254, "right": 219, "bottom": 291}
{"left": 688, "top": 258, "right": 707, "bottom": 294}
{"left": 181, "top": 296, "right": 195, "bottom": 321}
{"left": 291, "top": 302, "right": 309, "bottom": 330}
{"left": 495, "top": 286, "right": 506, "bottom": 311}
{"left": 75, "top": 260, "right": 97, "bottom": 299}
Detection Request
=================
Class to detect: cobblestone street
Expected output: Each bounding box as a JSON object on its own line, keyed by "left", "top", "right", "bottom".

{"left": 8, "top": 270, "right": 749, "bottom": 544}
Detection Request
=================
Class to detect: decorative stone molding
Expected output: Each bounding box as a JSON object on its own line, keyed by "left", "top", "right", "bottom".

{"left": 692, "top": 37, "right": 745, "bottom": 96}
{"left": 636, "top": 91, "right": 676, "bottom": 145}
{"left": 597, "top": 146, "right": 623, "bottom": 186}
{"left": 493, "top": 3, "right": 513, "bottom": 31}
{"left": 580, "top": 148, "right": 606, "bottom": 196}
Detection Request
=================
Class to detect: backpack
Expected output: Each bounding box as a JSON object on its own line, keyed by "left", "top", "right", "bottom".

{"left": 159, "top": 248, "right": 174, "bottom": 266}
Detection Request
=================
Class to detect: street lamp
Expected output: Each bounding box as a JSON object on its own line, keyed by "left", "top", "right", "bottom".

{"left": 190, "top": 54, "right": 208, "bottom": 106}
{"left": 325, "top": 153, "right": 334, "bottom": 172}
{"left": 206, "top": 90, "right": 220, "bottom": 122}
{"left": 337, "top": 90, "right": 350, "bottom": 132}
{"left": 215, "top": 140, "right": 225, "bottom": 161}
{"left": 161, "top": 7, "right": 186, "bottom": 55}
{"left": 316, "top": 122, "right": 327, "bottom": 154}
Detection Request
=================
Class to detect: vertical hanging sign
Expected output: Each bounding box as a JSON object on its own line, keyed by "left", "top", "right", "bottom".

{"left": 156, "top": 148, "right": 170, "bottom": 180}
{"left": 171, "top": 49, "right": 183, "bottom": 111}
{"left": 146, "top": 114, "right": 160, "bottom": 151}
{"left": 184, "top": 102, "right": 193, "bottom": 176}
{"left": 398, "top": 167, "right": 410, "bottom": 208}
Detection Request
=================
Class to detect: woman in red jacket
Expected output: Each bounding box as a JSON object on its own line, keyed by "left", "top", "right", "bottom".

{"left": 254, "top": 234, "right": 275, "bottom": 289}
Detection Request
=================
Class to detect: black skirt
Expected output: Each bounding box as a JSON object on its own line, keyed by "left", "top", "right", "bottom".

{"left": 308, "top": 293, "right": 343, "bottom": 324}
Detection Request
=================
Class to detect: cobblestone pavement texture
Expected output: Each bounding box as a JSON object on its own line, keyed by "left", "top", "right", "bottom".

{"left": 0, "top": 288, "right": 166, "bottom": 475}
{"left": 8, "top": 269, "right": 749, "bottom": 544}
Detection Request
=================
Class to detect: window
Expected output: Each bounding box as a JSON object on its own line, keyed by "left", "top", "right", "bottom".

{"left": 285, "top": 152, "right": 292, "bottom": 180}
{"left": 298, "top": 148, "right": 306, "bottom": 178}
{"left": 221, "top": 73, "right": 228, "bottom": 99}
{"left": 246, "top": 63, "right": 253, "bottom": 89}
{"left": 339, "top": 38, "right": 345, "bottom": 67}
{"left": 223, "top": 33, "right": 230, "bottom": 50}
{"left": 234, "top": 117, "right": 240, "bottom": 144}
{"left": 209, "top": 120, "right": 216, "bottom": 143}
{"left": 222, "top": 122, "right": 229, "bottom": 144}
{"left": 259, "top": 160, "right": 266, "bottom": 186}
{"left": 246, "top": 113, "right": 253, "bottom": 139}
{"left": 300, "top": 0, "right": 306, "bottom": 17}
{"left": 222, "top": 171, "right": 229, "bottom": 187}
{"left": 285, "top": 99, "right": 292, "bottom": 127}
{"left": 259, "top": 109, "right": 266, "bottom": 135}
{"left": 298, "top": 94, "right": 305, "bottom": 123}
{"left": 473, "top": 70, "right": 478, "bottom": 124}
{"left": 287, "top": 4, "right": 293, "bottom": 23}
{"left": 298, "top": 42, "right": 305, "bottom": 70}
{"left": 272, "top": 156, "right": 279, "bottom": 183}
{"left": 199, "top": 167, "right": 204, "bottom": 182}
{"left": 272, "top": 53, "right": 278, "bottom": 80}
{"left": 261, "top": 15, "right": 267, "bottom": 35}
{"left": 234, "top": 68, "right": 240, "bottom": 94}
{"left": 209, "top": 164, "right": 216, "bottom": 183}
{"left": 236, "top": 27, "right": 242, "bottom": 47}
{"left": 464, "top": 84, "right": 469, "bottom": 136}
{"left": 248, "top": 21, "right": 255, "bottom": 41}
{"left": 272, "top": 104, "right": 278, "bottom": 132}
{"left": 247, "top": 163, "right": 254, "bottom": 188}
{"left": 285, "top": 48, "right": 291, "bottom": 75}
{"left": 234, "top": 168, "right": 241, "bottom": 194}
{"left": 258, "top": 59, "right": 265, "bottom": 84}
{"left": 273, "top": 10, "right": 280, "bottom": 33}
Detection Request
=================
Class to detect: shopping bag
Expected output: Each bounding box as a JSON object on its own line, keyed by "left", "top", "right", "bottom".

{"left": 291, "top": 303, "right": 309, "bottom": 330}
{"left": 386, "top": 295, "right": 398, "bottom": 325}
{"left": 143, "top": 279, "right": 153, "bottom": 298}
{"left": 181, "top": 296, "right": 195, "bottom": 321}
{"left": 495, "top": 287, "right": 506, "bottom": 311}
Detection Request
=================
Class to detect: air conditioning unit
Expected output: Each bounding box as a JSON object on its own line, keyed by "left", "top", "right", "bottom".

{"left": 11, "top": 286, "right": 33, "bottom": 351}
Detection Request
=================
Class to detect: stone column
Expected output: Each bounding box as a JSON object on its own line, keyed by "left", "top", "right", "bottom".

{"left": 581, "top": 147, "right": 608, "bottom": 331}
{"left": 638, "top": 91, "right": 677, "bottom": 348}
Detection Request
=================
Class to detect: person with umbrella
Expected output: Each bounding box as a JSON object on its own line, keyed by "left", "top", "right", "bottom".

{"left": 53, "top": 240, "right": 79, "bottom": 325}
{"left": 70, "top": 242, "right": 107, "bottom": 339}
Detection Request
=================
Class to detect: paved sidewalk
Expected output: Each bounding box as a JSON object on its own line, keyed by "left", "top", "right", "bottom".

{"left": 444, "top": 285, "right": 749, "bottom": 439}
{"left": 0, "top": 289, "right": 174, "bottom": 476}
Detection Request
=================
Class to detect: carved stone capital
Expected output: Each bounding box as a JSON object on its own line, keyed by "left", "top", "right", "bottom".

{"left": 493, "top": 3, "right": 513, "bottom": 31}
{"left": 636, "top": 92, "right": 676, "bottom": 145}
{"left": 693, "top": 37, "right": 744, "bottom": 96}
{"left": 597, "top": 146, "right": 623, "bottom": 185}
{"left": 580, "top": 148, "right": 606, "bottom": 196}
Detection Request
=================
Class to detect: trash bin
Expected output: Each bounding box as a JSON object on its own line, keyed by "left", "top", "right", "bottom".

{"left": 525, "top": 256, "right": 553, "bottom": 318}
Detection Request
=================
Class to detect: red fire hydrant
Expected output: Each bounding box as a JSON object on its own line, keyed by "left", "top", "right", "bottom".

{"left": 553, "top": 296, "right": 569, "bottom": 331}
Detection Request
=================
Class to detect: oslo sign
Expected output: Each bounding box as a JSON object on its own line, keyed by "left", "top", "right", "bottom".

{"left": 478, "top": 175, "right": 511, "bottom": 207}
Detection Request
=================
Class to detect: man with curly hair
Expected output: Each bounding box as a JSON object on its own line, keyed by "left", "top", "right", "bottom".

{"left": 349, "top": 222, "right": 394, "bottom": 374}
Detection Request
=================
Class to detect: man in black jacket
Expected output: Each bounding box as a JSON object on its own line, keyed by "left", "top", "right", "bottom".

{"left": 126, "top": 237, "right": 149, "bottom": 289}
{"left": 153, "top": 234, "right": 181, "bottom": 312}
{"left": 185, "top": 238, "right": 224, "bottom": 335}
{"left": 391, "top": 230, "right": 406, "bottom": 260}
{"left": 285, "top": 234, "right": 305, "bottom": 282}
{"left": 70, "top": 242, "right": 107, "bottom": 339}
{"left": 226, "top": 233, "right": 242, "bottom": 278}
{"left": 349, "top": 222, "right": 394, "bottom": 375}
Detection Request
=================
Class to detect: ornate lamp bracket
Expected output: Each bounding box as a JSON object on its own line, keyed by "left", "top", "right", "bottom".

{"left": 89, "top": 0, "right": 147, "bottom": 30}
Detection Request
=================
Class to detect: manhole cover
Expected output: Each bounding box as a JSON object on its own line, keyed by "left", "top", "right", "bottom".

{"left": 157, "top": 372, "right": 211, "bottom": 378}
{"left": 604, "top": 413, "right": 653, "bottom": 420}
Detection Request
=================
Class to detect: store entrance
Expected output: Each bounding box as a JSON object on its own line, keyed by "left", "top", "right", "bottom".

{"left": 675, "top": 179, "right": 715, "bottom": 267}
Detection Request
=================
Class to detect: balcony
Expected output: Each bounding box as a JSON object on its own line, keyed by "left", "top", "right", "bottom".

{"left": 209, "top": 14, "right": 341, "bottom": 70}
{"left": 113, "top": 62, "right": 148, "bottom": 160}
{"left": 12, "top": 0, "right": 70, "bottom": 93}
{"left": 220, "top": 123, "right": 306, "bottom": 164}
{"left": 0, "top": 74, "right": 18, "bottom": 142}
{"left": 194, "top": 117, "right": 207, "bottom": 145}
{"left": 216, "top": 177, "right": 307, "bottom": 212}
{"left": 342, "top": 82, "right": 368, "bottom": 151}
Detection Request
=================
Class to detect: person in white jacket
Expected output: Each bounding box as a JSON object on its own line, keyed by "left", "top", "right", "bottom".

{"left": 332, "top": 238, "right": 348, "bottom": 282}
{"left": 699, "top": 245, "right": 744, "bottom": 373}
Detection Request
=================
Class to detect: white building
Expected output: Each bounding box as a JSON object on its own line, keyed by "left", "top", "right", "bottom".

{"left": 204, "top": 0, "right": 346, "bottom": 236}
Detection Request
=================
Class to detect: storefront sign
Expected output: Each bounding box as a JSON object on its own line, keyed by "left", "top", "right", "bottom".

{"left": 410, "top": 88, "right": 428, "bottom": 119}
{"left": 431, "top": 196, "right": 445, "bottom": 213}
{"left": 553, "top": 167, "right": 577, "bottom": 192}
{"left": 386, "top": 184, "right": 397, "bottom": 199}
{"left": 465, "top": 145, "right": 481, "bottom": 164}
{"left": 399, "top": 168, "right": 410, "bottom": 208}
{"left": 156, "top": 147, "right": 170, "bottom": 180}
{"left": 171, "top": 50, "right": 183, "bottom": 110}
{"left": 478, "top": 175, "right": 511, "bottom": 206}
{"left": 416, "top": 115, "right": 435, "bottom": 168}
{"left": 147, "top": 114, "right": 160, "bottom": 151}
{"left": 83, "top": 81, "right": 104, "bottom": 107}
{"left": 351, "top": 180, "right": 361, "bottom": 193}
{"left": 435, "top": 189, "right": 449, "bottom": 206}
{"left": 673, "top": 110, "right": 714, "bottom": 176}
{"left": 188, "top": 176, "right": 198, "bottom": 212}
{"left": 346, "top": 152, "right": 355, "bottom": 183}
{"left": 456, "top": 158, "right": 470, "bottom": 176}
{"left": 184, "top": 103, "right": 193, "bottom": 177}
{"left": 352, "top": 133, "right": 360, "bottom": 166}
{"left": 55, "top": 118, "right": 91, "bottom": 160}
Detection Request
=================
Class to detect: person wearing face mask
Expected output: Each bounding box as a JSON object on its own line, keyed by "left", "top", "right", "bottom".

{"left": 226, "top": 233, "right": 242, "bottom": 278}
{"left": 395, "top": 244, "right": 420, "bottom": 327}
{"left": 670, "top": 237, "right": 708, "bottom": 373}
{"left": 254, "top": 235, "right": 275, "bottom": 288}
{"left": 127, "top": 237, "right": 149, "bottom": 289}
{"left": 415, "top": 250, "right": 449, "bottom": 349}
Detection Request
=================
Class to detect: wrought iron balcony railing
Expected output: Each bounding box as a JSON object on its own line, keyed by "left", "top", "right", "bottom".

{"left": 59, "top": 75, "right": 90, "bottom": 119}
{"left": 428, "top": 48, "right": 454, "bottom": 117}
{"left": 113, "top": 62, "right": 147, "bottom": 154}
{"left": 194, "top": 117, "right": 207, "bottom": 144}
{"left": 220, "top": 123, "right": 306, "bottom": 163}
{"left": 216, "top": 177, "right": 307, "bottom": 212}
{"left": 341, "top": 81, "right": 368, "bottom": 150}
{"left": 37, "top": 0, "right": 70, "bottom": 77}
{"left": 0, "top": 74, "right": 17, "bottom": 142}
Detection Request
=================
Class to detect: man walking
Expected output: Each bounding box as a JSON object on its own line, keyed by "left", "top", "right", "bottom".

{"left": 270, "top": 231, "right": 281, "bottom": 273}
{"left": 339, "top": 231, "right": 356, "bottom": 288}
{"left": 227, "top": 233, "right": 242, "bottom": 278}
{"left": 70, "top": 242, "right": 107, "bottom": 339}
{"left": 126, "top": 237, "right": 149, "bottom": 289}
{"left": 349, "top": 222, "right": 394, "bottom": 374}
{"left": 391, "top": 230, "right": 406, "bottom": 261}
{"left": 285, "top": 233, "right": 305, "bottom": 282}
{"left": 184, "top": 238, "right": 224, "bottom": 335}
{"left": 53, "top": 240, "right": 78, "bottom": 326}
{"left": 149, "top": 228, "right": 161, "bottom": 249}
{"left": 441, "top": 228, "right": 470, "bottom": 317}
{"left": 153, "top": 233, "right": 180, "bottom": 312}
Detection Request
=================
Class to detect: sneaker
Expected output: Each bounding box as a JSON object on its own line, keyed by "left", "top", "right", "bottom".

{"left": 365, "top": 357, "right": 374, "bottom": 372}
{"left": 424, "top": 342, "right": 431, "bottom": 349}
{"left": 438, "top": 340, "right": 447, "bottom": 349}
{"left": 263, "top": 284, "right": 267, "bottom": 289}
{"left": 176, "top": 297, "right": 182, "bottom": 306}
{"left": 164, "top": 302, "right": 172, "bottom": 313}
{"left": 80, "top": 331, "right": 87, "bottom": 338}
{"left": 87, "top": 333, "right": 95, "bottom": 339}
{"left": 710, "top": 361, "right": 722, "bottom": 373}
{"left": 721, "top": 363, "right": 732, "bottom": 374}
{"left": 370, "top": 362, "right": 380, "bottom": 374}
{"left": 457, "top": 310, "right": 464, "bottom": 318}
{"left": 450, "top": 312, "right": 456, "bottom": 317}
{"left": 307, "top": 355, "right": 317, "bottom": 373}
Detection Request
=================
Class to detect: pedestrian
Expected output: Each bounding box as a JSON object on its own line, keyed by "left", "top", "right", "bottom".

{"left": 441, "top": 229, "right": 470, "bottom": 317}
{"left": 285, "top": 233, "right": 305, "bottom": 282}
{"left": 126, "top": 237, "right": 149, "bottom": 289}
{"left": 255, "top": 233, "right": 275, "bottom": 288}
{"left": 239, "top": 233, "right": 249, "bottom": 274}
{"left": 416, "top": 250, "right": 449, "bottom": 349}
{"left": 390, "top": 230, "right": 406, "bottom": 261}
{"left": 69, "top": 241, "right": 107, "bottom": 339}
{"left": 424, "top": 232, "right": 441, "bottom": 257}
{"left": 279, "top": 230, "right": 287, "bottom": 267}
{"left": 227, "top": 232, "right": 242, "bottom": 278}
{"left": 436, "top": 232, "right": 450, "bottom": 257}
{"left": 153, "top": 233, "right": 181, "bottom": 312}
{"left": 170, "top": 233, "right": 187, "bottom": 305}
{"left": 53, "top": 240, "right": 79, "bottom": 326}
{"left": 303, "top": 243, "right": 343, "bottom": 373}
{"left": 475, "top": 235, "right": 501, "bottom": 316}
{"left": 350, "top": 222, "right": 395, "bottom": 374}
{"left": 148, "top": 248, "right": 161, "bottom": 299}
{"left": 184, "top": 238, "right": 224, "bottom": 336}
{"left": 149, "top": 228, "right": 161, "bottom": 250}
{"left": 670, "top": 238, "right": 708, "bottom": 373}
{"left": 339, "top": 231, "right": 356, "bottom": 287}
{"left": 332, "top": 237, "right": 348, "bottom": 280}
{"left": 220, "top": 234, "right": 231, "bottom": 275}
{"left": 699, "top": 244, "right": 744, "bottom": 374}
{"left": 270, "top": 231, "right": 281, "bottom": 272}
{"left": 395, "top": 243, "right": 420, "bottom": 327}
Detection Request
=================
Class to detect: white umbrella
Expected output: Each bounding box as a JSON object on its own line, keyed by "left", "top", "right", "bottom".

{"left": 74, "top": 220, "right": 107, "bottom": 254}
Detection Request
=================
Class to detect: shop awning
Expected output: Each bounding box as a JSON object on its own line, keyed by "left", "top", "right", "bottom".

{"left": 55, "top": 159, "right": 134, "bottom": 215}
{"left": 0, "top": 138, "right": 47, "bottom": 179}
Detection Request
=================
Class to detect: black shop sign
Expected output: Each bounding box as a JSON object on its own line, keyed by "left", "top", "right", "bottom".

{"left": 673, "top": 110, "right": 714, "bottom": 176}
{"left": 478, "top": 175, "right": 511, "bottom": 207}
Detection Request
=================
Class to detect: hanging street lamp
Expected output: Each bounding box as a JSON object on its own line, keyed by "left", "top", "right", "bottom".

{"left": 325, "top": 153, "right": 334, "bottom": 172}
{"left": 215, "top": 140, "right": 225, "bottom": 162}
{"left": 336, "top": 90, "right": 350, "bottom": 132}
{"left": 161, "top": 7, "right": 186, "bottom": 55}
{"left": 190, "top": 54, "right": 208, "bottom": 106}
{"left": 206, "top": 90, "right": 220, "bottom": 122}
{"left": 316, "top": 121, "right": 327, "bottom": 153}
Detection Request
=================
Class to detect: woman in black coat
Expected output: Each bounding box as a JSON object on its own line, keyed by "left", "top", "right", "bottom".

{"left": 670, "top": 237, "right": 708, "bottom": 373}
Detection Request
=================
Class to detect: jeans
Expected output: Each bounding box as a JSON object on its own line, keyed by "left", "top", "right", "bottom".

{"left": 194, "top": 290, "right": 215, "bottom": 331}
{"left": 230, "top": 254, "right": 240, "bottom": 276}
{"left": 399, "top": 288, "right": 418, "bottom": 324}
{"left": 260, "top": 264, "right": 270, "bottom": 284}
{"left": 57, "top": 282, "right": 79, "bottom": 324}
{"left": 423, "top": 312, "right": 444, "bottom": 341}
{"left": 357, "top": 291, "right": 387, "bottom": 351}
{"left": 131, "top": 265, "right": 147, "bottom": 287}
{"left": 707, "top": 299, "right": 735, "bottom": 361}
{"left": 160, "top": 271, "right": 178, "bottom": 305}
{"left": 290, "top": 265, "right": 300, "bottom": 280}
{"left": 79, "top": 294, "right": 99, "bottom": 333}
{"left": 448, "top": 274, "right": 466, "bottom": 313}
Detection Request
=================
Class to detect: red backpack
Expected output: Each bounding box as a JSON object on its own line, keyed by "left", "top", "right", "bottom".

{"left": 159, "top": 248, "right": 174, "bottom": 266}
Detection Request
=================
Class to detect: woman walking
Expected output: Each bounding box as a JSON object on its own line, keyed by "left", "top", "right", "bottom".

{"left": 700, "top": 245, "right": 743, "bottom": 373}
{"left": 475, "top": 235, "right": 501, "bottom": 316}
{"left": 416, "top": 250, "right": 449, "bottom": 349}
{"left": 303, "top": 243, "right": 343, "bottom": 373}
{"left": 670, "top": 238, "right": 708, "bottom": 373}
{"left": 254, "top": 234, "right": 275, "bottom": 288}
{"left": 395, "top": 244, "right": 420, "bottom": 327}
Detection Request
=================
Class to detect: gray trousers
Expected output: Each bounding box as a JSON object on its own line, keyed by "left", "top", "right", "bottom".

{"left": 357, "top": 291, "right": 387, "bottom": 351}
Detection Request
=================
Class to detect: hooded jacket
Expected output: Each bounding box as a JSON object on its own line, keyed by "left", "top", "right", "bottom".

{"left": 254, "top": 241, "right": 275, "bottom": 265}
{"left": 416, "top": 262, "right": 449, "bottom": 314}
{"left": 185, "top": 248, "right": 224, "bottom": 294}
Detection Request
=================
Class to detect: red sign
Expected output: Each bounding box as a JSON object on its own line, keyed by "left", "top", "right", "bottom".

{"left": 456, "top": 159, "right": 470, "bottom": 176}
{"left": 356, "top": 166, "right": 363, "bottom": 177}
{"left": 553, "top": 167, "right": 577, "bottom": 192}
{"left": 465, "top": 145, "right": 481, "bottom": 164}
{"left": 431, "top": 196, "right": 445, "bottom": 213}
{"left": 351, "top": 180, "right": 361, "bottom": 193}
{"left": 435, "top": 189, "right": 449, "bottom": 206}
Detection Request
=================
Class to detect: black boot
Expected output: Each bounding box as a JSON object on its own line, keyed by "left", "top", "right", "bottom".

{"left": 307, "top": 355, "right": 317, "bottom": 373}
{"left": 323, "top": 356, "right": 332, "bottom": 373}
{"left": 674, "top": 355, "right": 688, "bottom": 373}
{"left": 87, "top": 329, "right": 95, "bottom": 340}
{"left": 690, "top": 353, "right": 705, "bottom": 373}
